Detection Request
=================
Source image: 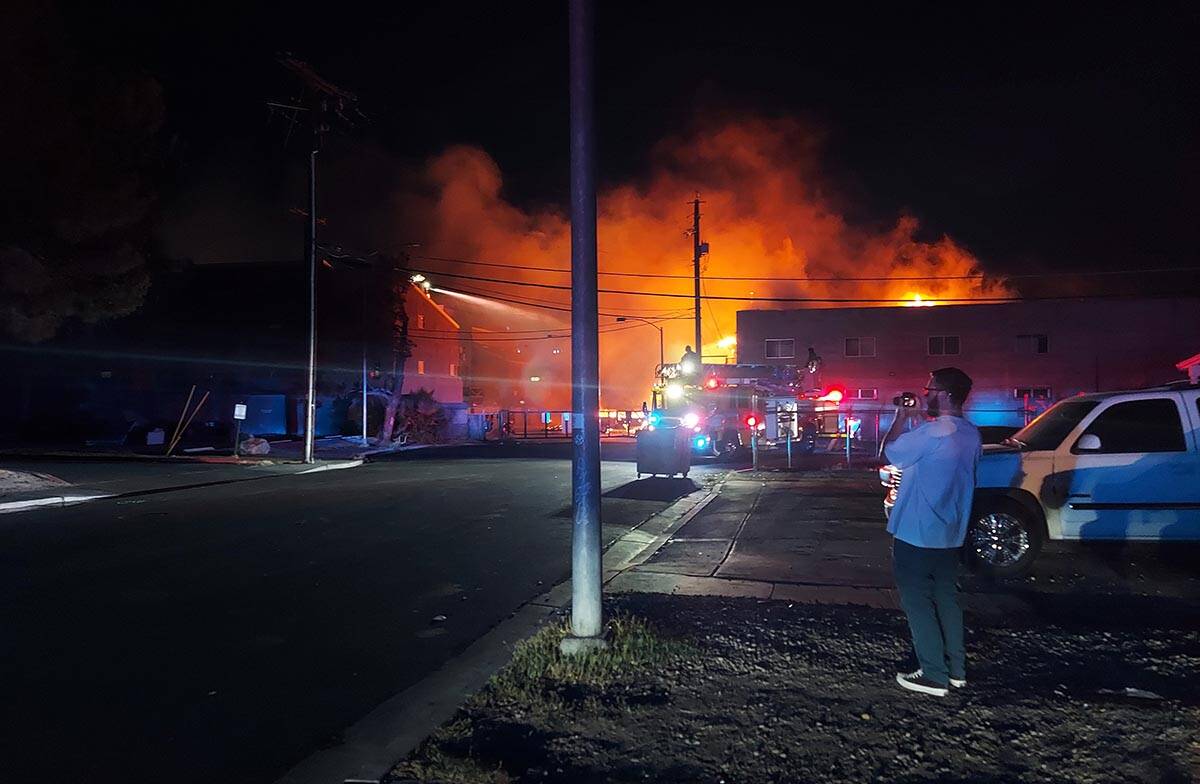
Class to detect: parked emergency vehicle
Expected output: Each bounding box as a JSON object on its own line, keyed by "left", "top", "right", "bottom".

{"left": 648, "top": 362, "right": 844, "bottom": 456}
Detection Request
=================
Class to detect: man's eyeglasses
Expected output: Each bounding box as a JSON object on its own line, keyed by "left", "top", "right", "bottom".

{"left": 923, "top": 386, "right": 947, "bottom": 394}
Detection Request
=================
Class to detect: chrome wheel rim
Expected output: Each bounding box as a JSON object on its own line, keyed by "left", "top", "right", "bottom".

{"left": 970, "top": 512, "right": 1030, "bottom": 567}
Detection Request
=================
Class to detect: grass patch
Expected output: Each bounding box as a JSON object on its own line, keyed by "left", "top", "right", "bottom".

{"left": 486, "top": 612, "right": 694, "bottom": 706}
{"left": 388, "top": 612, "right": 695, "bottom": 783}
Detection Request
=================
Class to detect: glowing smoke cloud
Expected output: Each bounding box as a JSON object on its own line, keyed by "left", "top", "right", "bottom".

{"left": 398, "top": 117, "right": 1009, "bottom": 406}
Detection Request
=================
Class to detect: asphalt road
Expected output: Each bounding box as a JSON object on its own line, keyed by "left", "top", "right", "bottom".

{"left": 0, "top": 458, "right": 721, "bottom": 783}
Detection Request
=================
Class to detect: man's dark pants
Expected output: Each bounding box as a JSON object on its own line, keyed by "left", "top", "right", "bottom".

{"left": 893, "top": 538, "right": 965, "bottom": 685}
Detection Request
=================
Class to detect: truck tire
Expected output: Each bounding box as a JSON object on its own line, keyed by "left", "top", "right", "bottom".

{"left": 964, "top": 496, "right": 1044, "bottom": 580}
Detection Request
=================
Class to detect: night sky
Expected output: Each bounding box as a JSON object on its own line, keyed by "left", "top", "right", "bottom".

{"left": 9, "top": 1, "right": 1200, "bottom": 279}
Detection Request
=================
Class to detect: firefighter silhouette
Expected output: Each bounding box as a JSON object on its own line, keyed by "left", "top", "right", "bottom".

{"left": 680, "top": 345, "right": 700, "bottom": 377}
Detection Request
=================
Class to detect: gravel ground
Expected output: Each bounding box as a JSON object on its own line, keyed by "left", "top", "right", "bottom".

{"left": 390, "top": 592, "right": 1200, "bottom": 784}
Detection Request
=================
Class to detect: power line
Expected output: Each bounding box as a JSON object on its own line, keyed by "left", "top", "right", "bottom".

{"left": 413, "top": 253, "right": 1200, "bottom": 283}
{"left": 413, "top": 268, "right": 1186, "bottom": 305}
{"left": 701, "top": 275, "right": 724, "bottom": 341}
{"left": 406, "top": 316, "right": 674, "bottom": 343}
{"left": 441, "top": 282, "right": 684, "bottom": 315}
{"left": 436, "top": 282, "right": 695, "bottom": 317}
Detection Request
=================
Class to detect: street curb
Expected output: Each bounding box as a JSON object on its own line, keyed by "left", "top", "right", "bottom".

{"left": 276, "top": 602, "right": 561, "bottom": 784}
{"left": 0, "top": 460, "right": 365, "bottom": 516}
{"left": 297, "top": 459, "right": 364, "bottom": 474}
{"left": 0, "top": 493, "right": 113, "bottom": 515}
{"left": 274, "top": 476, "right": 727, "bottom": 784}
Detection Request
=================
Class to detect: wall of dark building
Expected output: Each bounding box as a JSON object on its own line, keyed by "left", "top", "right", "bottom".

{"left": 736, "top": 297, "right": 1200, "bottom": 427}
{"left": 0, "top": 261, "right": 465, "bottom": 446}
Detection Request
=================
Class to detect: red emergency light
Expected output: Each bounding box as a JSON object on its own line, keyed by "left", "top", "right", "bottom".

{"left": 744, "top": 414, "right": 758, "bottom": 429}
{"left": 704, "top": 377, "right": 720, "bottom": 389}
{"left": 821, "top": 386, "right": 845, "bottom": 403}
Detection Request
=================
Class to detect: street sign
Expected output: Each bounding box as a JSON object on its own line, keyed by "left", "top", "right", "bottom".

{"left": 234, "top": 403, "right": 247, "bottom": 421}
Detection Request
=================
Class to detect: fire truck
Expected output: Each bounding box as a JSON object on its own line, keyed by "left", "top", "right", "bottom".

{"left": 648, "top": 362, "right": 845, "bottom": 457}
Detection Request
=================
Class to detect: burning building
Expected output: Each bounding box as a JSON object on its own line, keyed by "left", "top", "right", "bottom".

{"left": 393, "top": 117, "right": 1005, "bottom": 410}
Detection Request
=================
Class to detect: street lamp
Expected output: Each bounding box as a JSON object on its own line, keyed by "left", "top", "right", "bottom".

{"left": 615, "top": 316, "right": 664, "bottom": 370}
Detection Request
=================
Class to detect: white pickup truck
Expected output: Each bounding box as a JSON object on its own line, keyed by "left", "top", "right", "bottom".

{"left": 881, "top": 382, "right": 1200, "bottom": 578}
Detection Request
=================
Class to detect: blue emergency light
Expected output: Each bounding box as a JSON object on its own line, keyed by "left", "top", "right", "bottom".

{"left": 648, "top": 411, "right": 663, "bottom": 427}
{"left": 694, "top": 435, "right": 708, "bottom": 449}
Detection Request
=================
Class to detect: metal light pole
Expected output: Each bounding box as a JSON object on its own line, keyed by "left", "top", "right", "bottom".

{"left": 360, "top": 275, "right": 368, "bottom": 445}
{"left": 303, "top": 145, "right": 318, "bottom": 464}
{"left": 561, "top": 0, "right": 606, "bottom": 656}
{"left": 616, "top": 316, "right": 664, "bottom": 369}
{"left": 692, "top": 196, "right": 702, "bottom": 354}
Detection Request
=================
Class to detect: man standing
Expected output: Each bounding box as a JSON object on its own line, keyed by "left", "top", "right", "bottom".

{"left": 882, "top": 367, "right": 981, "bottom": 697}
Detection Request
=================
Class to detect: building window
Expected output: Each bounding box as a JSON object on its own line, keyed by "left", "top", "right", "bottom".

{"left": 449, "top": 363, "right": 459, "bottom": 377}
{"left": 1016, "top": 334, "right": 1049, "bottom": 354}
{"left": 928, "top": 335, "right": 960, "bottom": 356}
{"left": 764, "top": 339, "right": 795, "bottom": 359}
{"left": 1013, "top": 387, "right": 1052, "bottom": 401}
{"left": 849, "top": 388, "right": 878, "bottom": 400}
{"left": 844, "top": 337, "right": 876, "bottom": 357}
{"left": 416, "top": 314, "right": 426, "bottom": 330}
{"left": 417, "top": 360, "right": 425, "bottom": 375}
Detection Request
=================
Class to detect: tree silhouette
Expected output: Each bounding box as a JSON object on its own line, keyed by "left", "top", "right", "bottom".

{"left": 0, "top": 3, "right": 164, "bottom": 342}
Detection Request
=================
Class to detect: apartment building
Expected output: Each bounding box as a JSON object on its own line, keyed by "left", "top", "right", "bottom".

{"left": 736, "top": 297, "right": 1200, "bottom": 426}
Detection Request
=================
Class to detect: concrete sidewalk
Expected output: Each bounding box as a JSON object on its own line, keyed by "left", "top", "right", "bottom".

{"left": 0, "top": 457, "right": 362, "bottom": 513}
{"left": 607, "top": 470, "right": 1034, "bottom": 618}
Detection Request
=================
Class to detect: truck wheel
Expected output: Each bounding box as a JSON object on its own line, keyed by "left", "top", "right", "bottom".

{"left": 965, "top": 497, "right": 1044, "bottom": 579}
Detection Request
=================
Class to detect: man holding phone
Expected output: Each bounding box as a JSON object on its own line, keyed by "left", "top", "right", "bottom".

{"left": 881, "top": 367, "right": 981, "bottom": 697}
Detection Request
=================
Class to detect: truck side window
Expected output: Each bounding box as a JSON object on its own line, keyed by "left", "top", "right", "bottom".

{"left": 1079, "top": 399, "right": 1186, "bottom": 454}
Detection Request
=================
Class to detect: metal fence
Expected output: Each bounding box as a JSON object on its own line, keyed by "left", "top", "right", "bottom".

{"left": 495, "top": 409, "right": 643, "bottom": 439}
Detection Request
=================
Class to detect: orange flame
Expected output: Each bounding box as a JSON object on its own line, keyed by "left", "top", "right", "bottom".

{"left": 398, "top": 118, "right": 1010, "bottom": 407}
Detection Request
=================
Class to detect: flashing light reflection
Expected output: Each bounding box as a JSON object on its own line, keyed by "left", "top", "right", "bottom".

{"left": 681, "top": 412, "right": 700, "bottom": 428}
{"left": 665, "top": 383, "right": 684, "bottom": 401}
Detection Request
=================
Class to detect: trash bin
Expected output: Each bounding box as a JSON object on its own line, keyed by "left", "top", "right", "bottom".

{"left": 636, "top": 426, "right": 692, "bottom": 478}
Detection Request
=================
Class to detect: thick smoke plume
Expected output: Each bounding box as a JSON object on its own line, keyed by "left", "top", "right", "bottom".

{"left": 400, "top": 117, "right": 1008, "bottom": 407}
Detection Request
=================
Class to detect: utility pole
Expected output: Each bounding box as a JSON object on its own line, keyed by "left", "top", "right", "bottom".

{"left": 561, "top": 0, "right": 606, "bottom": 656}
{"left": 692, "top": 195, "right": 702, "bottom": 357}
{"left": 304, "top": 142, "right": 318, "bottom": 463}
{"left": 269, "top": 55, "right": 364, "bottom": 464}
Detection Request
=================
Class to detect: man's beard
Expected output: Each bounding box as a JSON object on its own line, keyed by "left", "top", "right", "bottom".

{"left": 926, "top": 397, "right": 941, "bottom": 418}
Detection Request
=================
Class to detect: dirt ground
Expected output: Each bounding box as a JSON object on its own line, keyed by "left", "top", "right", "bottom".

{"left": 388, "top": 591, "right": 1199, "bottom": 784}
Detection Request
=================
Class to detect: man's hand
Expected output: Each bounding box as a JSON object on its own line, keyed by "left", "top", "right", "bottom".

{"left": 881, "top": 404, "right": 920, "bottom": 449}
